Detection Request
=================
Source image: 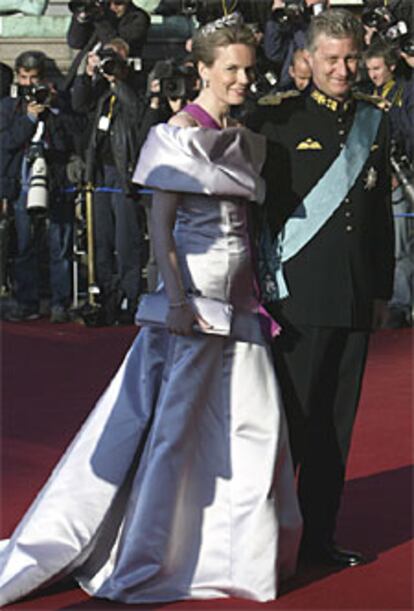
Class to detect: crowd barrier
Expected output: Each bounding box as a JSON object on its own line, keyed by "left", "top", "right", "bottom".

{"left": 65, "top": 186, "right": 414, "bottom": 217}
{"left": 66, "top": 185, "right": 413, "bottom": 307}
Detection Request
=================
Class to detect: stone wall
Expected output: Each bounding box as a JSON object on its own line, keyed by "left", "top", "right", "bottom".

{"left": 0, "top": 0, "right": 160, "bottom": 71}
{"left": 1, "top": 0, "right": 361, "bottom": 74}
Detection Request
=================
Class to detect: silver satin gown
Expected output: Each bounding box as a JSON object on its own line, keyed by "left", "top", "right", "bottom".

{"left": 0, "top": 125, "right": 302, "bottom": 606}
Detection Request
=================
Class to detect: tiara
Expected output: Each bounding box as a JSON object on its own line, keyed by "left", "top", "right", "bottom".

{"left": 199, "top": 12, "right": 244, "bottom": 37}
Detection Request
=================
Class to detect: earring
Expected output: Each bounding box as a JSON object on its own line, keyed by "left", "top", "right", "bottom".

{"left": 202, "top": 78, "right": 210, "bottom": 89}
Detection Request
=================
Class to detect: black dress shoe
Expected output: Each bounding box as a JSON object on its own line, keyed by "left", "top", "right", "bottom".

{"left": 300, "top": 542, "right": 367, "bottom": 568}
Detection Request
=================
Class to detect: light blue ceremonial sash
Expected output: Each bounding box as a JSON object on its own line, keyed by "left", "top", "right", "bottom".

{"left": 260, "top": 103, "right": 382, "bottom": 301}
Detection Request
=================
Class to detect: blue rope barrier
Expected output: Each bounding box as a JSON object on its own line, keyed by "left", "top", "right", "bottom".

{"left": 64, "top": 187, "right": 414, "bottom": 217}
{"left": 64, "top": 187, "right": 153, "bottom": 195}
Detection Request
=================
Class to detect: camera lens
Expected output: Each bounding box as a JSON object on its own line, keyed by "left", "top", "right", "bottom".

{"left": 33, "top": 86, "right": 50, "bottom": 105}
{"left": 68, "top": 0, "right": 87, "bottom": 13}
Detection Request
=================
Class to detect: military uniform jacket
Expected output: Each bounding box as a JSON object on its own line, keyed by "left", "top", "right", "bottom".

{"left": 248, "top": 89, "right": 395, "bottom": 329}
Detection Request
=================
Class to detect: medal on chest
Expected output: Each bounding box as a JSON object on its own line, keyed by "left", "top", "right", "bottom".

{"left": 364, "top": 166, "right": 378, "bottom": 190}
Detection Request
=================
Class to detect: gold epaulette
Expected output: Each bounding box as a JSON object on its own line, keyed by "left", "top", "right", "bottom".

{"left": 353, "top": 90, "right": 391, "bottom": 111}
{"left": 258, "top": 89, "right": 301, "bottom": 106}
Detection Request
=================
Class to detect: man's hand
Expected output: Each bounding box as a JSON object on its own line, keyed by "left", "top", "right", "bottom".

{"left": 103, "top": 72, "right": 117, "bottom": 84}
{"left": 76, "top": 10, "right": 89, "bottom": 23}
{"left": 363, "top": 25, "right": 377, "bottom": 46}
{"left": 391, "top": 174, "right": 400, "bottom": 191}
{"left": 27, "top": 101, "right": 46, "bottom": 118}
{"left": 400, "top": 51, "right": 414, "bottom": 69}
{"left": 148, "top": 78, "right": 161, "bottom": 109}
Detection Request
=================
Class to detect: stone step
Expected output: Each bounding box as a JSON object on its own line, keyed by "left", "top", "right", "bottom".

{"left": 0, "top": 36, "right": 77, "bottom": 74}
{"left": 1, "top": 0, "right": 359, "bottom": 75}
{"left": 0, "top": 13, "right": 193, "bottom": 76}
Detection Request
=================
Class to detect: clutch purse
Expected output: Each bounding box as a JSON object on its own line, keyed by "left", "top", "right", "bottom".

{"left": 135, "top": 290, "right": 233, "bottom": 336}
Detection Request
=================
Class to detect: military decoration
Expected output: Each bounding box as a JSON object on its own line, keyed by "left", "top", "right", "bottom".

{"left": 364, "top": 167, "right": 378, "bottom": 190}
{"left": 296, "top": 138, "right": 323, "bottom": 150}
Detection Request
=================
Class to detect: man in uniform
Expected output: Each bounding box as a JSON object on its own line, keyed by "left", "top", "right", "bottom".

{"left": 249, "top": 9, "right": 394, "bottom": 566}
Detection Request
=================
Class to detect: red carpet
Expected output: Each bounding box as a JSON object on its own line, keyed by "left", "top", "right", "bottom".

{"left": 1, "top": 322, "right": 412, "bottom": 610}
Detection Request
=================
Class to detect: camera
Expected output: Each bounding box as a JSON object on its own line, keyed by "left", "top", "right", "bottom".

{"left": 151, "top": 59, "right": 199, "bottom": 100}
{"left": 68, "top": 0, "right": 107, "bottom": 18}
{"left": 270, "top": 0, "right": 326, "bottom": 28}
{"left": 19, "top": 83, "right": 52, "bottom": 106}
{"left": 156, "top": 0, "right": 224, "bottom": 22}
{"left": 362, "top": 3, "right": 392, "bottom": 30}
{"left": 96, "top": 47, "right": 128, "bottom": 77}
{"left": 271, "top": 1, "right": 306, "bottom": 27}
{"left": 401, "top": 34, "right": 414, "bottom": 56}
{"left": 155, "top": 0, "right": 271, "bottom": 26}
{"left": 26, "top": 144, "right": 48, "bottom": 215}
{"left": 391, "top": 151, "right": 414, "bottom": 210}
{"left": 250, "top": 59, "right": 278, "bottom": 99}
{"left": 362, "top": 0, "right": 413, "bottom": 52}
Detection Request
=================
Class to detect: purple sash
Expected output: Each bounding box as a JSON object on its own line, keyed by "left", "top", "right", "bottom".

{"left": 181, "top": 103, "right": 221, "bottom": 130}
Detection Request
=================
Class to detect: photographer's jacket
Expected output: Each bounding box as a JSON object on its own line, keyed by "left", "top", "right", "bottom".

{"left": 263, "top": 17, "right": 307, "bottom": 89}
{"left": 248, "top": 88, "right": 394, "bottom": 329}
{"left": 71, "top": 72, "right": 146, "bottom": 190}
{"left": 65, "top": 3, "right": 150, "bottom": 88}
{"left": 0, "top": 97, "right": 71, "bottom": 201}
{"left": 68, "top": 3, "right": 149, "bottom": 55}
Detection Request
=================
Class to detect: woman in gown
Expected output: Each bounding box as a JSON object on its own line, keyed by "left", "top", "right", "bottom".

{"left": 0, "top": 15, "right": 302, "bottom": 607}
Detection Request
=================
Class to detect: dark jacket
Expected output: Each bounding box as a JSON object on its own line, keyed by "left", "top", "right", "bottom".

{"left": 68, "top": 3, "right": 150, "bottom": 55}
{"left": 263, "top": 18, "right": 307, "bottom": 89}
{"left": 0, "top": 96, "right": 72, "bottom": 201}
{"left": 401, "top": 72, "right": 414, "bottom": 160}
{"left": 248, "top": 89, "right": 395, "bottom": 329}
{"left": 65, "top": 4, "right": 150, "bottom": 89}
{"left": 378, "top": 76, "right": 413, "bottom": 160}
{"left": 71, "top": 70, "right": 147, "bottom": 190}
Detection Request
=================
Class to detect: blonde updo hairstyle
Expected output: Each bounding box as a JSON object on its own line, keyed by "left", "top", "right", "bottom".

{"left": 191, "top": 22, "right": 257, "bottom": 68}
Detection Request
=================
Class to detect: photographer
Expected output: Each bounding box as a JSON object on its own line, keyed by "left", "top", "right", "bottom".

{"left": 134, "top": 56, "right": 200, "bottom": 292}
{"left": 399, "top": 47, "right": 414, "bottom": 159}
{"left": 0, "top": 63, "right": 13, "bottom": 99}
{"left": 0, "top": 51, "right": 75, "bottom": 323}
{"left": 65, "top": 0, "right": 150, "bottom": 88}
{"left": 362, "top": 40, "right": 413, "bottom": 326}
{"left": 362, "top": 0, "right": 413, "bottom": 47}
{"left": 263, "top": 0, "right": 327, "bottom": 89}
{"left": 363, "top": 42, "right": 407, "bottom": 143}
{"left": 71, "top": 38, "right": 148, "bottom": 325}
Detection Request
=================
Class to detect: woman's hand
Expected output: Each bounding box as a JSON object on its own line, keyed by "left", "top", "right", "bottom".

{"left": 167, "top": 302, "right": 196, "bottom": 336}
{"left": 166, "top": 302, "right": 213, "bottom": 336}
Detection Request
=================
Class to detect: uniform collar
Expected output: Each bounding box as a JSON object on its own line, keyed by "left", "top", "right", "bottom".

{"left": 310, "top": 87, "right": 354, "bottom": 113}
{"left": 374, "top": 78, "right": 396, "bottom": 99}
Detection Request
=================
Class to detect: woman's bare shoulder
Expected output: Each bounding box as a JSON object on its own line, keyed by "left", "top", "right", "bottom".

{"left": 168, "top": 111, "right": 199, "bottom": 128}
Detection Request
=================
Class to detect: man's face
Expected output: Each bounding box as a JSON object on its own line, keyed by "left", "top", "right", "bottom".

{"left": 366, "top": 56, "right": 394, "bottom": 88}
{"left": 16, "top": 68, "right": 40, "bottom": 87}
{"left": 109, "top": 0, "right": 128, "bottom": 18}
{"left": 305, "top": 34, "right": 359, "bottom": 100}
{"left": 289, "top": 58, "right": 312, "bottom": 91}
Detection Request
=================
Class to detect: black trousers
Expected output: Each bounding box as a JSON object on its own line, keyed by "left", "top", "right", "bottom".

{"left": 271, "top": 321, "right": 370, "bottom": 545}
{"left": 94, "top": 165, "right": 144, "bottom": 308}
